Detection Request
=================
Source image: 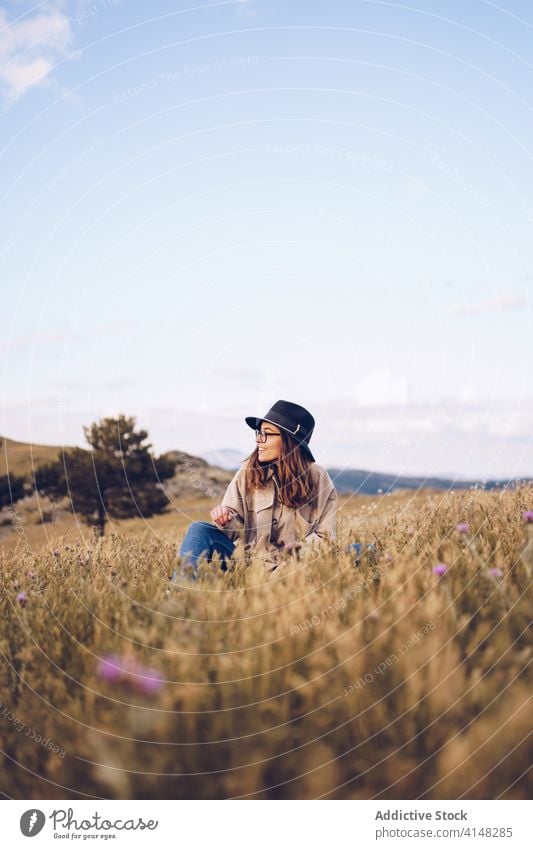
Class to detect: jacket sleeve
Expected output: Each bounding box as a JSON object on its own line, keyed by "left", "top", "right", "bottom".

{"left": 219, "top": 468, "right": 246, "bottom": 543}
{"left": 303, "top": 481, "right": 337, "bottom": 548}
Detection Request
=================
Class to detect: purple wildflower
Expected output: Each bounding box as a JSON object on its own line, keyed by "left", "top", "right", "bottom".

{"left": 432, "top": 563, "right": 448, "bottom": 576}
{"left": 488, "top": 568, "right": 503, "bottom": 578}
{"left": 522, "top": 511, "right": 533, "bottom": 524}
{"left": 455, "top": 523, "right": 470, "bottom": 535}
{"left": 26, "top": 570, "right": 35, "bottom": 578}
{"left": 97, "top": 653, "right": 164, "bottom": 695}
{"left": 16, "top": 591, "right": 28, "bottom": 605}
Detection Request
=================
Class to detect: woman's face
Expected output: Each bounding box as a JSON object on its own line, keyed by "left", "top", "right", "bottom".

{"left": 256, "top": 420, "right": 282, "bottom": 462}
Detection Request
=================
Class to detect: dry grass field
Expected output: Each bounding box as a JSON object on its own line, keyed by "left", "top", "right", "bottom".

{"left": 0, "top": 484, "right": 433, "bottom": 551}
{"left": 0, "top": 484, "right": 531, "bottom": 800}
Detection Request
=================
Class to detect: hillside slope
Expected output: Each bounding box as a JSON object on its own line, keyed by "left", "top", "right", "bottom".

{"left": 0, "top": 436, "right": 233, "bottom": 496}
{"left": 0, "top": 435, "right": 72, "bottom": 478}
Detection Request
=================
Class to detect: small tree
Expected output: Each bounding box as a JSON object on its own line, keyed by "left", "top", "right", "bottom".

{"left": 0, "top": 473, "right": 26, "bottom": 509}
{"left": 33, "top": 460, "right": 66, "bottom": 501}
{"left": 35, "top": 415, "right": 175, "bottom": 535}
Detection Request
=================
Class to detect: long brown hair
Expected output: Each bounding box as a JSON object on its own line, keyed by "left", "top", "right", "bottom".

{"left": 244, "top": 430, "right": 319, "bottom": 508}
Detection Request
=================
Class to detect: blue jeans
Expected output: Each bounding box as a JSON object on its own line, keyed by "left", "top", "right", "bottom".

{"left": 171, "top": 521, "right": 236, "bottom": 581}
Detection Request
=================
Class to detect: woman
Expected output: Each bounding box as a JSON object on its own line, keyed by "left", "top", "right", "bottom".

{"left": 172, "top": 400, "right": 337, "bottom": 580}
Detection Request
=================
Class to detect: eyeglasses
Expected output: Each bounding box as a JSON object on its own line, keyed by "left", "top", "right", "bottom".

{"left": 255, "top": 429, "right": 281, "bottom": 443}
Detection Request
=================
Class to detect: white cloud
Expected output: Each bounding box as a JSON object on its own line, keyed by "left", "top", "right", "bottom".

{"left": 451, "top": 294, "right": 528, "bottom": 316}
{"left": 234, "top": 0, "right": 262, "bottom": 18}
{"left": 405, "top": 177, "right": 430, "bottom": 197}
{"left": 210, "top": 366, "right": 265, "bottom": 384}
{"left": 354, "top": 370, "right": 410, "bottom": 406}
{"left": 0, "top": 320, "right": 131, "bottom": 353}
{"left": 0, "top": 2, "right": 73, "bottom": 100}
{"left": 305, "top": 394, "right": 533, "bottom": 477}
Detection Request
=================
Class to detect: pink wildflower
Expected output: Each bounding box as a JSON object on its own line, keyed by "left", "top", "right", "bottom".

{"left": 455, "top": 523, "right": 470, "bottom": 535}
{"left": 97, "top": 653, "right": 164, "bottom": 695}
{"left": 16, "top": 591, "right": 28, "bottom": 605}
{"left": 432, "top": 563, "right": 448, "bottom": 576}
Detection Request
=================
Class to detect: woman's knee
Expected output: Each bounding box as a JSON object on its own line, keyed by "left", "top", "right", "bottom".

{"left": 188, "top": 521, "right": 217, "bottom": 531}
{"left": 180, "top": 522, "right": 234, "bottom": 556}
{"left": 183, "top": 521, "right": 214, "bottom": 537}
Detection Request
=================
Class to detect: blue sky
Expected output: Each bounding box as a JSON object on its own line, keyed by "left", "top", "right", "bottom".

{"left": 1, "top": 0, "right": 532, "bottom": 478}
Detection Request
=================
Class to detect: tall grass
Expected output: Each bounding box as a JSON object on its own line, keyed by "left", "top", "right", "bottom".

{"left": 1, "top": 485, "right": 531, "bottom": 799}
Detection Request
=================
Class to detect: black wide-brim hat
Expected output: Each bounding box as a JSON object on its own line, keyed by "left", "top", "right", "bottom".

{"left": 245, "top": 399, "right": 316, "bottom": 463}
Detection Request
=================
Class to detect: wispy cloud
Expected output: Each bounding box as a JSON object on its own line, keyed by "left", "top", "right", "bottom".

{"left": 353, "top": 369, "right": 410, "bottom": 407}
{"left": 211, "top": 366, "right": 265, "bottom": 384}
{"left": 0, "top": 320, "right": 131, "bottom": 353}
{"left": 233, "top": 0, "right": 262, "bottom": 19}
{"left": 451, "top": 294, "right": 528, "bottom": 316}
{"left": 0, "top": 330, "right": 69, "bottom": 353}
{"left": 0, "top": 1, "right": 73, "bottom": 100}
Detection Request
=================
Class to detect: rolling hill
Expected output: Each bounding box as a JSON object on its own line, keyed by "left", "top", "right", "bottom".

{"left": 0, "top": 435, "right": 233, "bottom": 500}
{"left": 0, "top": 435, "right": 70, "bottom": 478}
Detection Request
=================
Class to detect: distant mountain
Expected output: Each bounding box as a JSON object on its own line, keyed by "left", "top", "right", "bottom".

{"left": 199, "top": 448, "right": 248, "bottom": 470}
{"left": 327, "top": 468, "right": 530, "bottom": 495}
{"left": 159, "top": 449, "right": 233, "bottom": 500}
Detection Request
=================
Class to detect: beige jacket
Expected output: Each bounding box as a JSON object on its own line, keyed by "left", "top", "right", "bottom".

{"left": 218, "top": 462, "right": 337, "bottom": 570}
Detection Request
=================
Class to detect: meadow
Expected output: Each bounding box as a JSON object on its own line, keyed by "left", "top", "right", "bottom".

{"left": 0, "top": 485, "right": 531, "bottom": 800}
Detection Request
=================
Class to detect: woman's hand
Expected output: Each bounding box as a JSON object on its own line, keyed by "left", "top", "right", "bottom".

{"left": 210, "top": 505, "right": 236, "bottom": 527}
